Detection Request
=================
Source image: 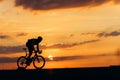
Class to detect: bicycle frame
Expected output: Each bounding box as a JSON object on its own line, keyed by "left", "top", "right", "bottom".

{"left": 17, "top": 48, "right": 45, "bottom": 69}
{"left": 23, "top": 48, "right": 40, "bottom": 59}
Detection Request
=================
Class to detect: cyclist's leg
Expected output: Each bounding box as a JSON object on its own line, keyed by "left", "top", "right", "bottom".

{"left": 27, "top": 45, "right": 34, "bottom": 59}
{"left": 26, "top": 46, "right": 34, "bottom": 65}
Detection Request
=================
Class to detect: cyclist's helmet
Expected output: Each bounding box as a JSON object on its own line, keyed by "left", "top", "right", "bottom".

{"left": 38, "top": 36, "right": 43, "bottom": 41}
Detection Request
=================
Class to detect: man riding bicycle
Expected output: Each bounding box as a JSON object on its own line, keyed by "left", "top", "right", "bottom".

{"left": 26, "top": 36, "right": 43, "bottom": 64}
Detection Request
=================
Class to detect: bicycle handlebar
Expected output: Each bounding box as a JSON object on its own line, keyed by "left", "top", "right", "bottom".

{"left": 23, "top": 48, "right": 42, "bottom": 55}
{"left": 34, "top": 50, "right": 42, "bottom": 54}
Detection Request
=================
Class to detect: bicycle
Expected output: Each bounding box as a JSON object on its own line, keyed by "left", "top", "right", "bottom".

{"left": 17, "top": 48, "right": 45, "bottom": 69}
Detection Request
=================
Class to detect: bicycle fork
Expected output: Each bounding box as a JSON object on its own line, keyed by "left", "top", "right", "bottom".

{"left": 36, "top": 57, "right": 40, "bottom": 63}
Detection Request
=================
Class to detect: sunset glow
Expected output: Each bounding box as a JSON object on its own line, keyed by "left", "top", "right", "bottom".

{"left": 0, "top": 0, "right": 120, "bottom": 70}
{"left": 48, "top": 55, "right": 54, "bottom": 60}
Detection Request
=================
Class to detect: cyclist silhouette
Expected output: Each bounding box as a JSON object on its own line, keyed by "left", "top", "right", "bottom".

{"left": 26, "top": 36, "right": 43, "bottom": 64}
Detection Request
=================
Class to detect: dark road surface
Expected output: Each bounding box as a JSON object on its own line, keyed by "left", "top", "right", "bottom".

{"left": 0, "top": 66, "right": 120, "bottom": 80}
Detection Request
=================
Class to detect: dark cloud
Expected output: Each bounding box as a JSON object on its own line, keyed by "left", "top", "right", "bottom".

{"left": 45, "top": 39, "right": 100, "bottom": 49}
{"left": 16, "top": 33, "right": 27, "bottom": 37}
{"left": 0, "top": 56, "right": 79, "bottom": 63}
{"left": 0, "top": 57, "right": 18, "bottom": 63}
{"left": 114, "top": 0, "right": 120, "bottom": 3}
{"left": 14, "top": 0, "right": 118, "bottom": 10}
{"left": 46, "top": 43, "right": 78, "bottom": 48}
{"left": 0, "top": 39, "right": 99, "bottom": 54}
{"left": 81, "top": 32, "right": 96, "bottom": 35}
{"left": 46, "top": 56, "right": 84, "bottom": 62}
{"left": 0, "top": 35, "right": 10, "bottom": 39}
{"left": 0, "top": 45, "right": 25, "bottom": 54}
{"left": 0, "top": 33, "right": 27, "bottom": 39}
{"left": 49, "top": 53, "right": 113, "bottom": 62}
{"left": 0, "top": 53, "right": 112, "bottom": 63}
{"left": 97, "top": 32, "right": 106, "bottom": 37}
{"left": 97, "top": 30, "right": 120, "bottom": 37}
{"left": 80, "top": 39, "right": 100, "bottom": 44}
{"left": 69, "top": 34, "right": 74, "bottom": 38}
{"left": 106, "top": 31, "right": 120, "bottom": 37}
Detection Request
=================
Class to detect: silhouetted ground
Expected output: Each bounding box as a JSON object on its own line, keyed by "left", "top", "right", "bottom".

{"left": 0, "top": 66, "right": 120, "bottom": 80}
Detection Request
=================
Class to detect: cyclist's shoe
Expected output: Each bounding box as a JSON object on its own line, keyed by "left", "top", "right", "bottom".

{"left": 26, "top": 61, "right": 30, "bottom": 66}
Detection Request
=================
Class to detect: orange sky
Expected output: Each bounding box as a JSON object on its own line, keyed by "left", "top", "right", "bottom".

{"left": 0, "top": 0, "right": 120, "bottom": 69}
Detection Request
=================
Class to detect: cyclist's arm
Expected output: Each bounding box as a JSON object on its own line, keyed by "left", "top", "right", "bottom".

{"left": 33, "top": 45, "right": 36, "bottom": 51}
{"left": 36, "top": 44, "right": 40, "bottom": 52}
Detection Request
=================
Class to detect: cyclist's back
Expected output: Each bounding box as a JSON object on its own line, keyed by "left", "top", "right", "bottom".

{"left": 26, "top": 39, "right": 40, "bottom": 46}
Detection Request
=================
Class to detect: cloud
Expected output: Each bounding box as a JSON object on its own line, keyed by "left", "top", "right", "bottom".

{"left": 14, "top": 0, "right": 119, "bottom": 10}
{"left": 0, "top": 39, "right": 99, "bottom": 54}
{"left": 69, "top": 34, "right": 74, "bottom": 38}
{"left": 0, "top": 33, "right": 27, "bottom": 39}
{"left": 0, "top": 57, "right": 17, "bottom": 63}
{"left": 0, "top": 38, "right": 100, "bottom": 54}
{"left": 0, "top": 55, "right": 87, "bottom": 63}
{"left": 0, "top": 53, "right": 113, "bottom": 63}
{"left": 16, "top": 33, "right": 27, "bottom": 37}
{"left": 44, "top": 39, "right": 100, "bottom": 49}
{"left": 81, "top": 32, "right": 96, "bottom": 35}
{"left": 0, "top": 35, "right": 10, "bottom": 39}
{"left": 46, "top": 56, "right": 84, "bottom": 62}
{"left": 80, "top": 39, "right": 100, "bottom": 44}
{"left": 97, "top": 30, "right": 120, "bottom": 37}
{"left": 0, "top": 45, "right": 25, "bottom": 54}
{"left": 48, "top": 53, "right": 113, "bottom": 62}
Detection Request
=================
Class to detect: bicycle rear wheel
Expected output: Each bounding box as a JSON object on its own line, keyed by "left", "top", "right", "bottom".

{"left": 33, "top": 56, "right": 45, "bottom": 69}
{"left": 17, "top": 56, "right": 27, "bottom": 69}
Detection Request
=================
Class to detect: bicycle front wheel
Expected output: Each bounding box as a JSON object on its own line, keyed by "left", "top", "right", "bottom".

{"left": 17, "top": 56, "right": 27, "bottom": 69}
{"left": 33, "top": 56, "right": 45, "bottom": 69}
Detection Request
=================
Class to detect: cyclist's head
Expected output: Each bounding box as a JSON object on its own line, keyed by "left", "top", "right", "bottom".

{"left": 38, "top": 36, "right": 43, "bottom": 41}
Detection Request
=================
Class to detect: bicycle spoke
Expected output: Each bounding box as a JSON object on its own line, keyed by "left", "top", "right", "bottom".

{"left": 33, "top": 56, "right": 45, "bottom": 69}
{"left": 17, "top": 56, "right": 27, "bottom": 68}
